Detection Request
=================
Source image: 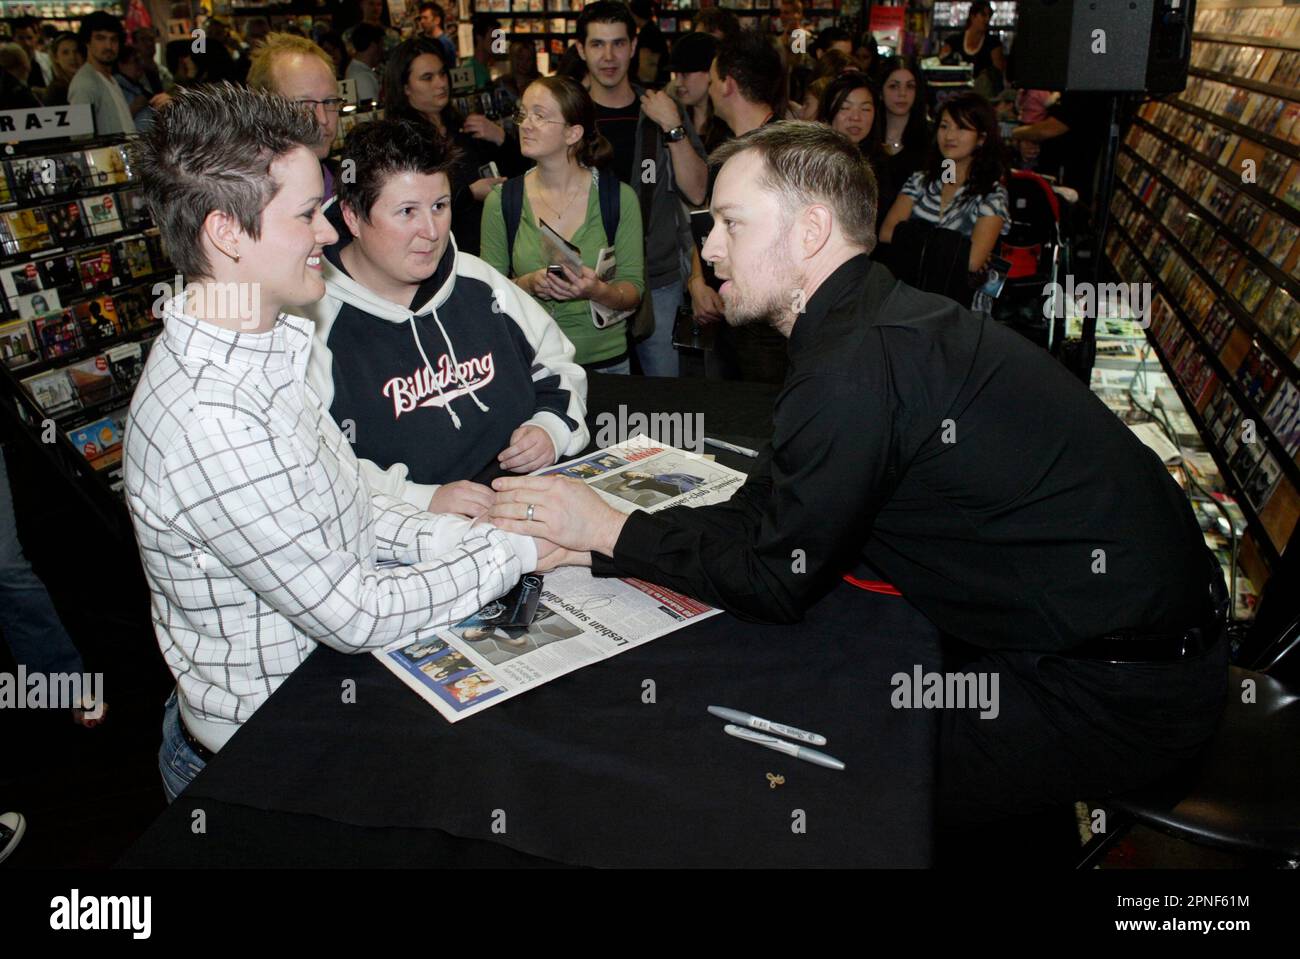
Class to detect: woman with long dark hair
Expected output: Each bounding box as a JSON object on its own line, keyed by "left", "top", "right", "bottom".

{"left": 384, "top": 37, "right": 508, "bottom": 255}
{"left": 817, "top": 73, "right": 883, "bottom": 157}
{"left": 879, "top": 91, "right": 1008, "bottom": 272}
{"left": 874, "top": 56, "right": 930, "bottom": 229}
{"left": 480, "top": 76, "right": 644, "bottom": 371}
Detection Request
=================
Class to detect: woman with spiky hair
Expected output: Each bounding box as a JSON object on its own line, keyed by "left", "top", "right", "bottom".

{"left": 125, "top": 84, "right": 545, "bottom": 801}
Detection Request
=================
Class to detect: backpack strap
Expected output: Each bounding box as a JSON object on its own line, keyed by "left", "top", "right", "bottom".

{"left": 596, "top": 168, "right": 620, "bottom": 248}
{"left": 501, "top": 174, "right": 526, "bottom": 277}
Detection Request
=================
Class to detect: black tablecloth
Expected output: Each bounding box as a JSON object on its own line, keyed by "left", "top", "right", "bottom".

{"left": 121, "top": 375, "right": 944, "bottom": 868}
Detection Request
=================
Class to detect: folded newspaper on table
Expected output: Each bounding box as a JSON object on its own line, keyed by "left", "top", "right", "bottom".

{"left": 374, "top": 437, "right": 748, "bottom": 722}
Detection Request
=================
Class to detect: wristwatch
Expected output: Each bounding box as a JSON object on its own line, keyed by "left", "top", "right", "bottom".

{"left": 665, "top": 125, "right": 687, "bottom": 143}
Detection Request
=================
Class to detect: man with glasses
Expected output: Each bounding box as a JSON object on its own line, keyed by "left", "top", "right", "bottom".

{"left": 248, "top": 33, "right": 346, "bottom": 198}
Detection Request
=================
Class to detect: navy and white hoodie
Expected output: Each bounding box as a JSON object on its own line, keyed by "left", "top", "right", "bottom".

{"left": 304, "top": 230, "right": 589, "bottom": 509}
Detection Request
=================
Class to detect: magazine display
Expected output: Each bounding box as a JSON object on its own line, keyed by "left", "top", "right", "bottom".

{"left": 374, "top": 438, "right": 748, "bottom": 721}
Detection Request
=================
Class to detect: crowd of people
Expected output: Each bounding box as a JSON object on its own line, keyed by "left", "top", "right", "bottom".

{"left": 0, "top": 1, "right": 1108, "bottom": 385}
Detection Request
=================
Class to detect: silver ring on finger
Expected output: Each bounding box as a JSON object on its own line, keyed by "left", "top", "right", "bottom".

{"left": 526, "top": 504, "right": 536, "bottom": 522}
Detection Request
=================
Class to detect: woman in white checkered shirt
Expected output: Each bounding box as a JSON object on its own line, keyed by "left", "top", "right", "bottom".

{"left": 123, "top": 83, "right": 555, "bottom": 801}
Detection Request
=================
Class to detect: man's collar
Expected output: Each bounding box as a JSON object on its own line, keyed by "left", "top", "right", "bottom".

{"left": 787, "top": 253, "right": 876, "bottom": 354}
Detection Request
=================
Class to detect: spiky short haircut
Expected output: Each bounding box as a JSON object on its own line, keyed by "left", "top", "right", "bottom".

{"left": 337, "top": 117, "right": 462, "bottom": 222}
{"left": 129, "top": 82, "right": 322, "bottom": 279}
{"left": 246, "top": 32, "right": 334, "bottom": 92}
{"left": 710, "top": 119, "right": 878, "bottom": 251}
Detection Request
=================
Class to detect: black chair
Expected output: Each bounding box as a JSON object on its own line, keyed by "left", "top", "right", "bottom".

{"left": 1077, "top": 628, "right": 1300, "bottom": 868}
{"left": 876, "top": 220, "right": 976, "bottom": 309}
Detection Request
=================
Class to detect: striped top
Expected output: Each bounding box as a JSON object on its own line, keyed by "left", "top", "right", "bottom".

{"left": 902, "top": 171, "right": 1010, "bottom": 237}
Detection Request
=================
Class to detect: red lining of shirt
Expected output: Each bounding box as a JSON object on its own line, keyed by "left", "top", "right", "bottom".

{"left": 842, "top": 574, "right": 902, "bottom": 597}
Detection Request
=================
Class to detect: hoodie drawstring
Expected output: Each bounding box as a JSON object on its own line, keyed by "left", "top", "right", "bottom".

{"left": 430, "top": 304, "right": 490, "bottom": 416}
{"left": 405, "top": 307, "right": 491, "bottom": 431}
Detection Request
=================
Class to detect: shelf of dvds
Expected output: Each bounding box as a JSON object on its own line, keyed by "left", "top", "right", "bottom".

{"left": 0, "top": 134, "right": 171, "bottom": 532}
{"left": 1105, "top": 0, "right": 1300, "bottom": 588}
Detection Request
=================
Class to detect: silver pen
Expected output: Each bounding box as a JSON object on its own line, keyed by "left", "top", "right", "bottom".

{"left": 708, "top": 705, "right": 827, "bottom": 746}
{"left": 723, "top": 724, "right": 846, "bottom": 771}
{"left": 702, "top": 436, "right": 759, "bottom": 458}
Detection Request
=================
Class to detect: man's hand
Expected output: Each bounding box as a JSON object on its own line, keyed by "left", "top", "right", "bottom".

{"left": 640, "top": 89, "right": 681, "bottom": 132}
{"left": 462, "top": 113, "right": 506, "bottom": 145}
{"left": 149, "top": 92, "right": 173, "bottom": 110}
{"left": 470, "top": 176, "right": 508, "bottom": 201}
{"left": 490, "top": 475, "right": 627, "bottom": 555}
{"left": 428, "top": 480, "right": 496, "bottom": 517}
{"left": 499, "top": 425, "right": 556, "bottom": 473}
{"left": 689, "top": 274, "right": 725, "bottom": 323}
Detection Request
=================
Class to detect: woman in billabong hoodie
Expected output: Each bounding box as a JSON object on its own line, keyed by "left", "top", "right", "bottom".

{"left": 303, "top": 117, "right": 589, "bottom": 518}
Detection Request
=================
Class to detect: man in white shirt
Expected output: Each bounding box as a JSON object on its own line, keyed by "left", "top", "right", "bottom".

{"left": 344, "top": 22, "right": 384, "bottom": 103}
{"left": 68, "top": 11, "right": 143, "bottom": 134}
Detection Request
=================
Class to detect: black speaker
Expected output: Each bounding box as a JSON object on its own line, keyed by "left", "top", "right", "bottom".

{"left": 1009, "top": 0, "right": 1196, "bottom": 93}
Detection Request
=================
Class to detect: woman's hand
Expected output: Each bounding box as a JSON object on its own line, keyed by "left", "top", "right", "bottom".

{"left": 522, "top": 268, "right": 560, "bottom": 300}
{"left": 427, "top": 480, "right": 496, "bottom": 517}
{"left": 498, "top": 425, "right": 556, "bottom": 473}
{"left": 689, "top": 274, "right": 725, "bottom": 323}
{"left": 470, "top": 176, "right": 508, "bottom": 201}
{"left": 547, "top": 263, "right": 602, "bottom": 302}
{"left": 462, "top": 113, "right": 506, "bottom": 145}
{"left": 532, "top": 540, "right": 592, "bottom": 572}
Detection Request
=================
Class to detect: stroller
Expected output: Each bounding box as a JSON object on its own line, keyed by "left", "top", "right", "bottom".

{"left": 993, "top": 168, "right": 1074, "bottom": 350}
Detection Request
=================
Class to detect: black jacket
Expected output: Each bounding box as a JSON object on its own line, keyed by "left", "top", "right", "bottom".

{"left": 595, "top": 254, "right": 1217, "bottom": 651}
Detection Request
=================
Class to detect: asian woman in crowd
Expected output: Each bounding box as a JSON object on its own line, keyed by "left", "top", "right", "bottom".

{"left": 879, "top": 90, "right": 1008, "bottom": 273}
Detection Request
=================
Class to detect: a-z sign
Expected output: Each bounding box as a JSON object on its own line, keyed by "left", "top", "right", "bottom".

{"left": 0, "top": 104, "right": 93, "bottom": 141}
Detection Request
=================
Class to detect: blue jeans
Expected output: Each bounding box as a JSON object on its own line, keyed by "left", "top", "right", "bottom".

{"left": 0, "top": 447, "right": 84, "bottom": 676}
{"left": 634, "top": 281, "right": 683, "bottom": 377}
{"left": 159, "top": 688, "right": 207, "bottom": 803}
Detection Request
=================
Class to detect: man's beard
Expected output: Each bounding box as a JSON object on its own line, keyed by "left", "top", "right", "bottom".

{"left": 723, "top": 235, "right": 799, "bottom": 329}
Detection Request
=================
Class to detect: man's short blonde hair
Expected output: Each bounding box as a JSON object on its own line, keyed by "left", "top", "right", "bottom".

{"left": 711, "top": 120, "right": 878, "bottom": 251}
{"left": 246, "top": 32, "right": 334, "bottom": 92}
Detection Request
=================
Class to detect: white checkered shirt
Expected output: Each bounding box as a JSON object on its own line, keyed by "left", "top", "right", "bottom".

{"left": 124, "top": 303, "right": 534, "bottom": 750}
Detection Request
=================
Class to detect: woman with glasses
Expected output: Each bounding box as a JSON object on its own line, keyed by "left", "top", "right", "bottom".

{"left": 384, "top": 37, "right": 510, "bottom": 256}
{"left": 303, "top": 117, "right": 589, "bottom": 518}
{"left": 480, "top": 76, "right": 644, "bottom": 372}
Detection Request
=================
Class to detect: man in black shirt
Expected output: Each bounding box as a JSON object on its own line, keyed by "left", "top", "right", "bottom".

{"left": 492, "top": 121, "right": 1228, "bottom": 836}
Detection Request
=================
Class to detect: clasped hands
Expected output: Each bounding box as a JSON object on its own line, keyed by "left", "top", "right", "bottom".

{"left": 424, "top": 428, "right": 625, "bottom": 572}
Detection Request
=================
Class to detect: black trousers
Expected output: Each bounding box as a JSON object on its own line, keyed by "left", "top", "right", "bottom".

{"left": 935, "top": 630, "right": 1230, "bottom": 828}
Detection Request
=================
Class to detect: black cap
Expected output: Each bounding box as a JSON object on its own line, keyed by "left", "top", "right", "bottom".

{"left": 670, "top": 31, "right": 717, "bottom": 74}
